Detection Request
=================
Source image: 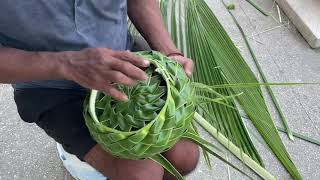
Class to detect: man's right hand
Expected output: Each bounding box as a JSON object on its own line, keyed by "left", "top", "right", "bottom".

{"left": 59, "top": 48, "right": 150, "bottom": 101}
{"left": 0, "top": 47, "right": 148, "bottom": 100}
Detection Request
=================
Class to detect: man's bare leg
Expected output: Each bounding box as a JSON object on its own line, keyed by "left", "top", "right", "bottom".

{"left": 84, "top": 139, "right": 199, "bottom": 180}
{"left": 162, "top": 139, "right": 200, "bottom": 180}
{"left": 84, "top": 144, "right": 164, "bottom": 180}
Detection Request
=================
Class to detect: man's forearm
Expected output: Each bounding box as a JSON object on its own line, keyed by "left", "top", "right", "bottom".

{"left": 0, "top": 48, "right": 64, "bottom": 83}
{"left": 128, "top": 0, "right": 180, "bottom": 55}
{"left": 0, "top": 47, "right": 150, "bottom": 100}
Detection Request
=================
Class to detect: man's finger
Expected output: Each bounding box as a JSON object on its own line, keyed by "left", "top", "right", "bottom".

{"left": 115, "top": 51, "right": 150, "bottom": 67}
{"left": 184, "top": 60, "right": 194, "bottom": 77}
{"left": 170, "top": 56, "right": 194, "bottom": 77}
{"left": 102, "top": 85, "right": 128, "bottom": 101}
{"left": 106, "top": 71, "right": 137, "bottom": 86}
{"left": 111, "top": 60, "right": 148, "bottom": 81}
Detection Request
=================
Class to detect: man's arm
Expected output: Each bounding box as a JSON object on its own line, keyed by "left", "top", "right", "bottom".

{"left": 0, "top": 47, "right": 149, "bottom": 100}
{"left": 128, "top": 0, "right": 178, "bottom": 55}
{"left": 0, "top": 48, "right": 64, "bottom": 83}
{"left": 128, "top": 0, "right": 193, "bottom": 76}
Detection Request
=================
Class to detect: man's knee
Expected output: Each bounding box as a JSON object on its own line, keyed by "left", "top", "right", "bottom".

{"left": 114, "top": 158, "right": 164, "bottom": 180}
{"left": 85, "top": 145, "right": 164, "bottom": 180}
{"left": 118, "top": 161, "right": 164, "bottom": 180}
{"left": 164, "top": 139, "right": 200, "bottom": 175}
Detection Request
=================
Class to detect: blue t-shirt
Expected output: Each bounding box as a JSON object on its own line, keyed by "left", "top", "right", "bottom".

{"left": 0, "top": 0, "right": 131, "bottom": 90}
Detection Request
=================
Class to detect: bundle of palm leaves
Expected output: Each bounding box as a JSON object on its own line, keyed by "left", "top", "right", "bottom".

{"left": 83, "top": 0, "right": 315, "bottom": 179}
{"left": 159, "top": 0, "right": 302, "bottom": 179}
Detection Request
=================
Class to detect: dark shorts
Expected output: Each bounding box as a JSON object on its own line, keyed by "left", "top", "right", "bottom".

{"left": 14, "top": 88, "right": 96, "bottom": 161}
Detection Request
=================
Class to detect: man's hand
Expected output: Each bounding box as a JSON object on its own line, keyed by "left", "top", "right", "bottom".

{"left": 128, "top": 0, "right": 194, "bottom": 77}
{"left": 60, "top": 48, "right": 150, "bottom": 101}
{"left": 169, "top": 55, "right": 194, "bottom": 77}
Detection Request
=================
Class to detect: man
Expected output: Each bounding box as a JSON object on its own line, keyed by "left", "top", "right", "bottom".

{"left": 0, "top": 1, "right": 199, "bottom": 180}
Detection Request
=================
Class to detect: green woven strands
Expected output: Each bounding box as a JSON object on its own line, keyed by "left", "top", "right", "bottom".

{"left": 84, "top": 51, "right": 196, "bottom": 160}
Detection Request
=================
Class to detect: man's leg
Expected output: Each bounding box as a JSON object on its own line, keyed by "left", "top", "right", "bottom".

{"left": 162, "top": 139, "right": 200, "bottom": 180}
{"left": 85, "top": 145, "right": 164, "bottom": 180}
{"left": 84, "top": 139, "right": 199, "bottom": 180}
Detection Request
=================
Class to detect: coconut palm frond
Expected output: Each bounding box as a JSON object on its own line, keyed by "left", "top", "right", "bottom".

{"left": 159, "top": 0, "right": 301, "bottom": 179}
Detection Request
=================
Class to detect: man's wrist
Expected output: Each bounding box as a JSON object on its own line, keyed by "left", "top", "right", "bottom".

{"left": 33, "top": 51, "right": 71, "bottom": 80}
{"left": 166, "top": 52, "right": 184, "bottom": 58}
{"left": 156, "top": 46, "right": 182, "bottom": 57}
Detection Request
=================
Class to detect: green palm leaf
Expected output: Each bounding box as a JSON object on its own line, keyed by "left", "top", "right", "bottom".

{"left": 244, "top": 0, "right": 270, "bottom": 16}
{"left": 151, "top": 154, "right": 184, "bottom": 180}
{"left": 159, "top": 0, "right": 302, "bottom": 179}
{"left": 160, "top": 0, "right": 264, "bottom": 168}
{"left": 221, "top": 0, "right": 294, "bottom": 141}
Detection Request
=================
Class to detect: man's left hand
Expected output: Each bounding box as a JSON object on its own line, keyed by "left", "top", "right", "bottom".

{"left": 169, "top": 55, "right": 194, "bottom": 77}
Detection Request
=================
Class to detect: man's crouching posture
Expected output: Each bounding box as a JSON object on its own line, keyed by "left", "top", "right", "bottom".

{"left": 0, "top": 0, "right": 199, "bottom": 179}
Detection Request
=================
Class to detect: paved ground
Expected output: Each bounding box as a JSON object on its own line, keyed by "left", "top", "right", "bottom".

{"left": 1, "top": 0, "right": 319, "bottom": 179}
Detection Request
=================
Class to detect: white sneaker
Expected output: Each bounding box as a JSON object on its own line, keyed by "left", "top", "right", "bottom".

{"left": 56, "top": 143, "right": 107, "bottom": 180}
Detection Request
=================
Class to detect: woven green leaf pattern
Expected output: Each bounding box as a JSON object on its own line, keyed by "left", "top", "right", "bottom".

{"left": 84, "top": 51, "right": 195, "bottom": 159}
